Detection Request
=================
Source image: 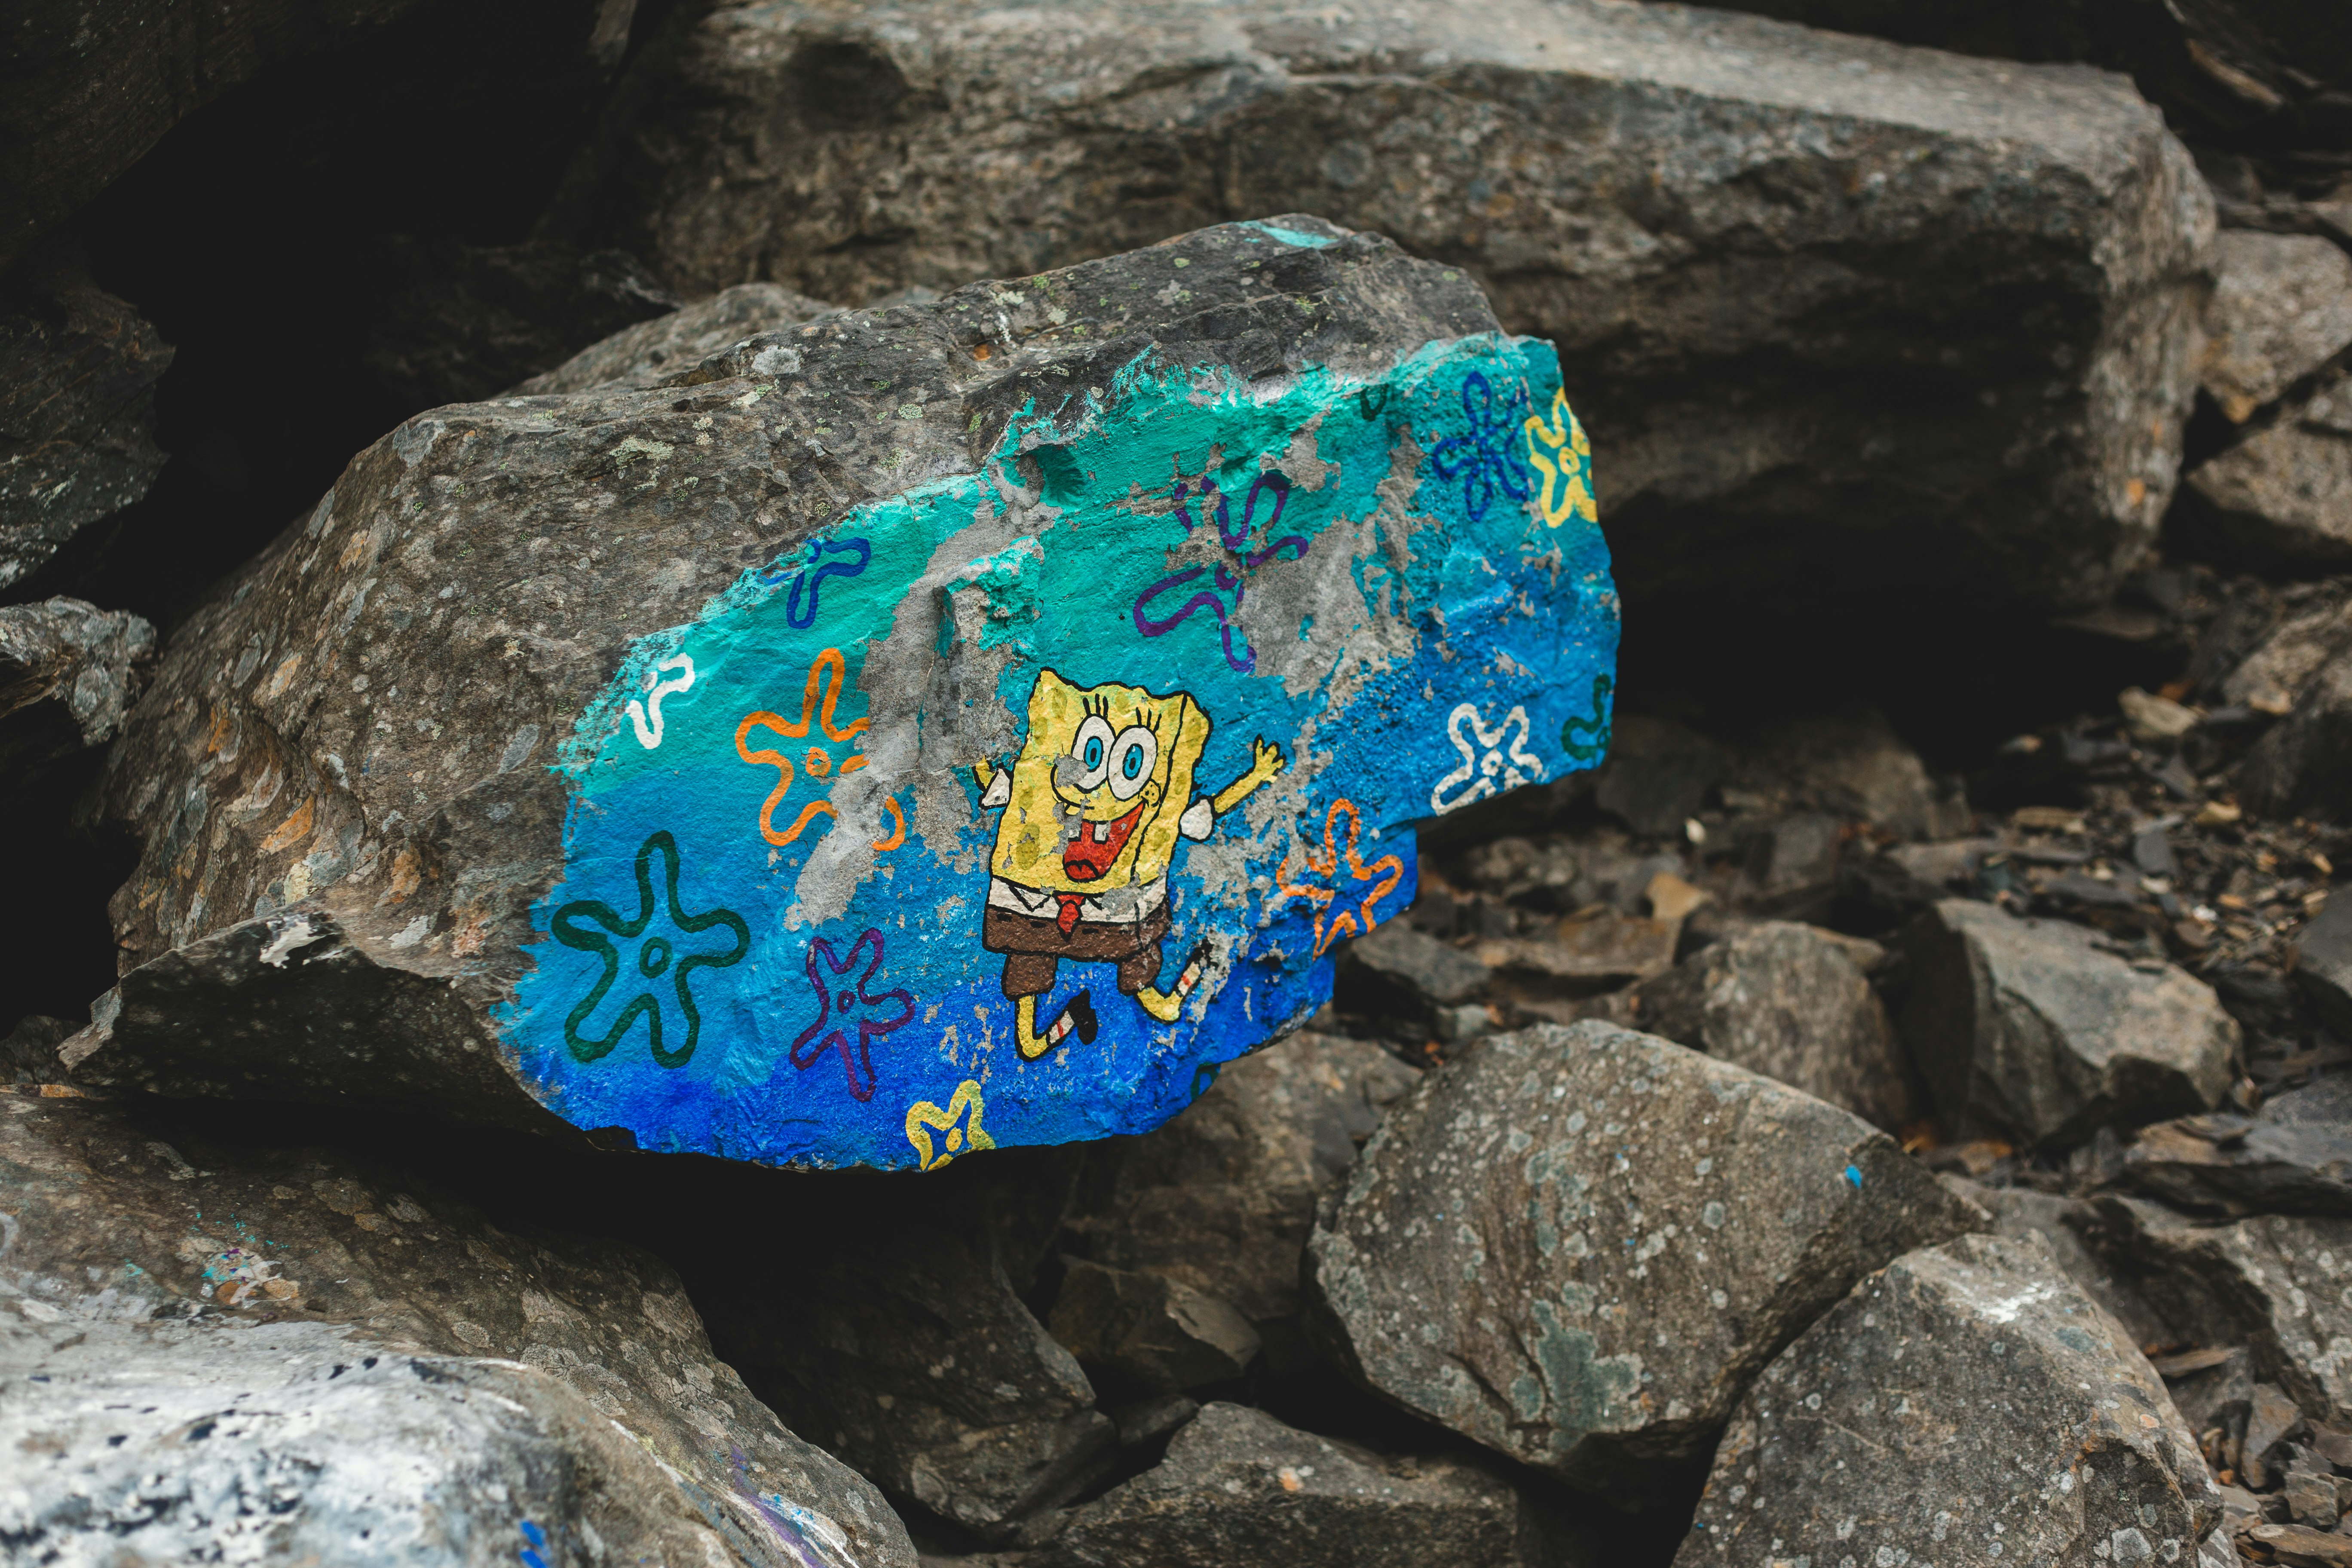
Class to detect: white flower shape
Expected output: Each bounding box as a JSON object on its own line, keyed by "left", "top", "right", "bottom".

{"left": 1429, "top": 701, "right": 1544, "bottom": 814}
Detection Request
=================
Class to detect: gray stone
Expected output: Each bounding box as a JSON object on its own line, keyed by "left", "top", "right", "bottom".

{"left": 2116, "top": 1113, "right": 2352, "bottom": 1217}
{"left": 0, "top": 271, "right": 173, "bottom": 586}
{"left": 1047, "top": 1259, "right": 1262, "bottom": 1396}
{"left": 0, "top": 1086, "right": 914, "bottom": 1568}
{"left": 1064, "top": 1030, "right": 1419, "bottom": 1326}
{"left": 1632, "top": 919, "right": 1916, "bottom": 1130}
{"left": 1592, "top": 717, "right": 1724, "bottom": 838}
{"left": 2200, "top": 233, "right": 2352, "bottom": 423}
{"left": 1304, "top": 1020, "right": 1984, "bottom": 1491}
{"left": 723, "top": 1218, "right": 1116, "bottom": 1541}
{"left": 2297, "top": 893, "right": 2352, "bottom": 1035}
{"left": 603, "top": 0, "right": 2210, "bottom": 617}
{"left": 1673, "top": 1233, "right": 2220, "bottom": 1568}
{"left": 70, "top": 216, "right": 1567, "bottom": 1164}
{"left": 513, "top": 281, "right": 842, "bottom": 395}
{"left": 1944, "top": 1176, "right": 2171, "bottom": 1351}
{"left": 2183, "top": 376, "right": 2352, "bottom": 570}
{"left": 1721, "top": 709, "right": 1972, "bottom": 841}
{"left": 1336, "top": 923, "right": 1492, "bottom": 1024}
{"left": 0, "top": 595, "right": 153, "bottom": 788}
{"left": 1900, "top": 898, "right": 2239, "bottom": 1146}
{"left": 1038, "top": 1402, "right": 1550, "bottom": 1568}
{"left": 2217, "top": 582, "right": 2352, "bottom": 819}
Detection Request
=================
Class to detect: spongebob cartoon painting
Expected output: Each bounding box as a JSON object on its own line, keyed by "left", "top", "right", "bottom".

{"left": 973, "top": 669, "right": 1283, "bottom": 1059}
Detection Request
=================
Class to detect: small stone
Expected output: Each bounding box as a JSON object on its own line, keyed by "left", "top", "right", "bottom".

{"left": 1039, "top": 1403, "right": 1547, "bottom": 1568}
{"left": 1900, "top": 899, "right": 2238, "bottom": 1145}
{"left": 1473, "top": 910, "right": 1681, "bottom": 985}
{"left": 1644, "top": 870, "right": 1710, "bottom": 922}
{"left": 2246, "top": 1383, "right": 2308, "bottom": 1490}
{"left": 2121, "top": 685, "right": 2203, "bottom": 741}
{"left": 1305, "top": 1020, "right": 1983, "bottom": 1491}
{"left": 2289, "top": 1466, "right": 2341, "bottom": 1528}
{"left": 1673, "top": 1233, "right": 2220, "bottom": 1568}
{"left": 1593, "top": 717, "right": 1724, "bottom": 836}
{"left": 1632, "top": 920, "right": 1915, "bottom": 1131}
{"left": 2198, "top": 233, "right": 2352, "bottom": 423}
{"left": 1338, "top": 924, "right": 1491, "bottom": 1020}
{"left": 2247, "top": 1522, "right": 2352, "bottom": 1566}
{"left": 2116, "top": 1113, "right": 2352, "bottom": 1216}
{"left": 2297, "top": 894, "right": 2352, "bottom": 1036}
{"left": 2181, "top": 382, "right": 2352, "bottom": 570}
{"left": 1047, "top": 1259, "right": 1262, "bottom": 1396}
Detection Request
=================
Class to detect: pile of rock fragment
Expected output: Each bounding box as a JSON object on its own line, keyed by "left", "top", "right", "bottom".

{"left": 6, "top": 0, "right": 2352, "bottom": 1564}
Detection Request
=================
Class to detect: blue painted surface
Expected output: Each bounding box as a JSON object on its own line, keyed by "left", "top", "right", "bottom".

{"left": 499, "top": 328, "right": 1616, "bottom": 1169}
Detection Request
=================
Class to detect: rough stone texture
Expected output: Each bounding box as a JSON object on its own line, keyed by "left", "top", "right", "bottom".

{"left": 2118, "top": 1112, "right": 2352, "bottom": 1216}
{"left": 720, "top": 1216, "right": 1118, "bottom": 1540}
{"left": 1947, "top": 1177, "right": 2171, "bottom": 1351}
{"left": 1674, "top": 1233, "right": 2221, "bottom": 1568}
{"left": 1064, "top": 1030, "right": 1419, "bottom": 1326}
{"left": 2299, "top": 894, "right": 2352, "bottom": 1035}
{"left": 1900, "top": 898, "right": 2239, "bottom": 1146}
{"left": 1038, "top": 1402, "right": 1549, "bottom": 1568}
{"left": 71, "top": 216, "right": 1605, "bottom": 1169}
{"left": 0, "top": 271, "right": 174, "bottom": 586}
{"left": 0, "top": 1086, "right": 915, "bottom": 1568}
{"left": 2218, "top": 580, "right": 2352, "bottom": 819}
{"left": 2183, "top": 375, "right": 2352, "bottom": 570}
{"left": 2199, "top": 233, "right": 2352, "bottom": 423}
{"left": 1335, "top": 922, "right": 1492, "bottom": 1026}
{"left": 2093, "top": 1200, "right": 2352, "bottom": 1428}
{"left": 0, "top": 595, "right": 153, "bottom": 788}
{"left": 1632, "top": 919, "right": 1916, "bottom": 1131}
{"left": 602, "top": 0, "right": 2211, "bottom": 617}
{"left": 514, "top": 281, "right": 842, "bottom": 395}
{"left": 1048, "top": 1259, "right": 1261, "bottom": 1395}
{"left": 1718, "top": 709, "right": 1972, "bottom": 841}
{"left": 1304, "top": 1020, "right": 1985, "bottom": 1491}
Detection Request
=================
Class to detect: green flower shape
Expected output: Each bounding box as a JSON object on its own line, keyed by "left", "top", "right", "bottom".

{"left": 551, "top": 829, "right": 750, "bottom": 1069}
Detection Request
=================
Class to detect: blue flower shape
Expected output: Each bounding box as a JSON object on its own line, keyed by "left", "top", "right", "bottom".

{"left": 1426, "top": 371, "right": 1533, "bottom": 524}
{"left": 551, "top": 830, "right": 750, "bottom": 1069}
{"left": 790, "top": 928, "right": 914, "bottom": 1102}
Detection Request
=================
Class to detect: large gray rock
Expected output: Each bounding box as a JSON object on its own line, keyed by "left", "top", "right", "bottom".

{"left": 0, "top": 270, "right": 173, "bottom": 586}
{"left": 68, "top": 215, "right": 1580, "bottom": 1168}
{"left": 0, "top": 594, "right": 152, "bottom": 788}
{"left": 1038, "top": 1402, "right": 1553, "bottom": 1568}
{"left": 2217, "top": 579, "right": 2352, "bottom": 818}
{"left": 1900, "top": 899, "right": 2238, "bottom": 1146}
{"left": 1047, "top": 1258, "right": 1262, "bottom": 1395}
{"left": 1303, "top": 1020, "right": 1984, "bottom": 1492}
{"left": 2182, "top": 374, "right": 2352, "bottom": 570}
{"left": 512, "top": 281, "right": 842, "bottom": 395}
{"left": 2198, "top": 233, "right": 2352, "bottom": 424}
{"left": 605, "top": 0, "right": 2211, "bottom": 617}
{"left": 1674, "top": 1233, "right": 2221, "bottom": 1568}
{"left": 1717, "top": 708, "right": 1971, "bottom": 842}
{"left": 719, "top": 1216, "right": 1118, "bottom": 1540}
{"left": 1064, "top": 1030, "right": 1419, "bottom": 1326}
{"left": 0, "top": 1086, "right": 914, "bottom": 1568}
{"left": 1633, "top": 919, "right": 1916, "bottom": 1131}
{"left": 1947, "top": 1176, "right": 2173, "bottom": 1351}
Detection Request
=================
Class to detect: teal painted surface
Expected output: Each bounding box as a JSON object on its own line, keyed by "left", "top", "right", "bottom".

{"left": 499, "top": 330, "right": 1615, "bottom": 1169}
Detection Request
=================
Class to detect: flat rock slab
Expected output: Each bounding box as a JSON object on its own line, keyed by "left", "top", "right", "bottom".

{"left": 1675, "top": 1233, "right": 2220, "bottom": 1568}
{"left": 0, "top": 594, "right": 153, "bottom": 783}
{"left": 1900, "top": 898, "right": 2238, "bottom": 1146}
{"left": 0, "top": 1086, "right": 913, "bottom": 1568}
{"left": 1304, "top": 1020, "right": 1983, "bottom": 1491}
{"left": 2184, "top": 377, "right": 2352, "bottom": 570}
{"left": 609, "top": 0, "right": 2210, "bottom": 619}
{"left": 2219, "top": 579, "right": 2352, "bottom": 820}
{"left": 78, "top": 216, "right": 1616, "bottom": 1169}
{"left": 1038, "top": 1402, "right": 1544, "bottom": 1568}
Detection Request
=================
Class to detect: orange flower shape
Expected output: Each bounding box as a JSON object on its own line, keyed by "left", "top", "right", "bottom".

{"left": 735, "top": 649, "right": 907, "bottom": 852}
{"left": 1273, "top": 798, "right": 1404, "bottom": 959}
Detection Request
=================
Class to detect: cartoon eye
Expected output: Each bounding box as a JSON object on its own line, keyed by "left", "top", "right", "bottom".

{"left": 1071, "top": 714, "right": 1115, "bottom": 787}
{"left": 1106, "top": 727, "right": 1158, "bottom": 801}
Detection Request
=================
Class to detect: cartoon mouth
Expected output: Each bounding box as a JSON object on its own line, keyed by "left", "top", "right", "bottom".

{"left": 1063, "top": 802, "right": 1148, "bottom": 882}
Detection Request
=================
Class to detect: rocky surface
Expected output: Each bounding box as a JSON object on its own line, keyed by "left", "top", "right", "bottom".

{"left": 2183, "top": 375, "right": 2352, "bottom": 571}
{"left": 2220, "top": 581, "right": 2352, "bottom": 819}
{"left": 1038, "top": 1402, "right": 1553, "bottom": 1567}
{"left": 0, "top": 1085, "right": 914, "bottom": 1568}
{"left": 1047, "top": 1259, "right": 1262, "bottom": 1397}
{"left": 514, "top": 280, "right": 842, "bottom": 394}
{"left": 1675, "top": 1233, "right": 2221, "bottom": 1568}
{"left": 1305, "top": 1020, "right": 1984, "bottom": 1491}
{"left": 1901, "top": 897, "right": 2239, "bottom": 1145}
{"left": 602, "top": 0, "right": 2212, "bottom": 619}
{"left": 0, "top": 265, "right": 174, "bottom": 585}
{"left": 2198, "top": 233, "right": 2352, "bottom": 424}
{"left": 1632, "top": 919, "right": 1915, "bottom": 1131}
{"left": 0, "top": 594, "right": 153, "bottom": 789}
{"left": 1062, "top": 1030, "right": 1419, "bottom": 1328}
{"left": 2300, "top": 894, "right": 2352, "bottom": 1034}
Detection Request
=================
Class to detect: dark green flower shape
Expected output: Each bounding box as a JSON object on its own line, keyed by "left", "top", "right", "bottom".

{"left": 551, "top": 829, "right": 750, "bottom": 1069}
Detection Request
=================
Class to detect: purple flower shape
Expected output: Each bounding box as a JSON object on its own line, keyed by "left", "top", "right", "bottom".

{"left": 789, "top": 928, "right": 914, "bottom": 1102}
{"left": 1132, "top": 471, "right": 1308, "bottom": 673}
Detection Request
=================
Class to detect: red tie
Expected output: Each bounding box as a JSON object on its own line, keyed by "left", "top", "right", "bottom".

{"left": 1055, "top": 895, "right": 1086, "bottom": 937}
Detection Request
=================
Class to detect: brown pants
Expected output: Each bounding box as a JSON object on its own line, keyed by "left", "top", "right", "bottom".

{"left": 985, "top": 901, "right": 1173, "bottom": 1000}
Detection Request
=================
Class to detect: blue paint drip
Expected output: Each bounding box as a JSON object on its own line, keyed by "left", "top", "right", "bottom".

{"left": 1238, "top": 220, "right": 1339, "bottom": 249}
{"left": 1844, "top": 1164, "right": 1864, "bottom": 1188}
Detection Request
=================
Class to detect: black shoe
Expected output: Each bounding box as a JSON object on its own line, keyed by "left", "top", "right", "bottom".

{"left": 1066, "top": 991, "right": 1099, "bottom": 1045}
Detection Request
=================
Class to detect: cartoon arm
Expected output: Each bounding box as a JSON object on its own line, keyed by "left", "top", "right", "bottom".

{"left": 974, "top": 760, "right": 1011, "bottom": 809}
{"left": 1180, "top": 738, "right": 1285, "bottom": 839}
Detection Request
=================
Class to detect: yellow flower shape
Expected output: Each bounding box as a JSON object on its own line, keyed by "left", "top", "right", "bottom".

{"left": 906, "top": 1080, "right": 996, "bottom": 1170}
{"left": 1522, "top": 388, "right": 1598, "bottom": 528}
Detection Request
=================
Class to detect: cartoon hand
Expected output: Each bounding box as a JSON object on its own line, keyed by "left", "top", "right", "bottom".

{"left": 1209, "top": 738, "right": 1286, "bottom": 818}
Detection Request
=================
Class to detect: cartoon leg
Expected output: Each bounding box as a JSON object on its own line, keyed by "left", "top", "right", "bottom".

{"left": 1015, "top": 992, "right": 1099, "bottom": 1060}
{"left": 1133, "top": 941, "right": 1215, "bottom": 1023}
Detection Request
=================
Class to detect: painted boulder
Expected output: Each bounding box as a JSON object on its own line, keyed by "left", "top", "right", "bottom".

{"left": 74, "top": 215, "right": 1616, "bottom": 1170}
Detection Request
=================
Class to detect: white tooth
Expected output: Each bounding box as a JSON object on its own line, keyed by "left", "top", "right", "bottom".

{"left": 1093, "top": 821, "right": 1110, "bottom": 842}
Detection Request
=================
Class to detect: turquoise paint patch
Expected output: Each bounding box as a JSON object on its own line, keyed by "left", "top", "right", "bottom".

{"left": 1239, "top": 220, "right": 1340, "bottom": 249}
{"left": 502, "top": 333, "right": 1615, "bottom": 1169}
